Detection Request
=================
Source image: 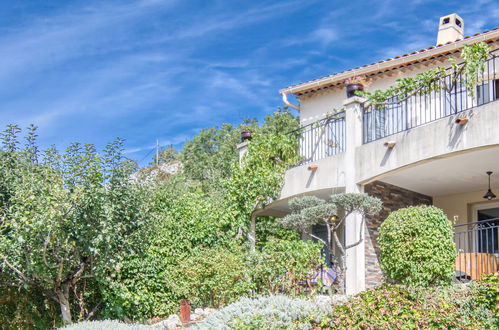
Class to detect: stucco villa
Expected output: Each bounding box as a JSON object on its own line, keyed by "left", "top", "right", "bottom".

{"left": 245, "top": 14, "right": 499, "bottom": 294}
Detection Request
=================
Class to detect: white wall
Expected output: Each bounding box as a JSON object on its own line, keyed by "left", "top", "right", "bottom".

{"left": 297, "top": 60, "right": 458, "bottom": 126}
{"left": 434, "top": 188, "right": 499, "bottom": 225}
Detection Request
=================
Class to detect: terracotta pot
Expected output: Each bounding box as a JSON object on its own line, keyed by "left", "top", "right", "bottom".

{"left": 346, "top": 83, "right": 364, "bottom": 98}
{"left": 455, "top": 117, "right": 469, "bottom": 125}
{"left": 241, "top": 130, "right": 252, "bottom": 142}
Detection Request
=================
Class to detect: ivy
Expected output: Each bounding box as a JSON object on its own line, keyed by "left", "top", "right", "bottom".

{"left": 461, "top": 41, "right": 492, "bottom": 97}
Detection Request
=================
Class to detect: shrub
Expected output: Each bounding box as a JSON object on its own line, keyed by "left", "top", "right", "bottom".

{"left": 249, "top": 239, "right": 324, "bottom": 295}
{"left": 59, "top": 320, "right": 152, "bottom": 330}
{"left": 476, "top": 272, "right": 499, "bottom": 320}
{"left": 196, "top": 295, "right": 330, "bottom": 329}
{"left": 200, "top": 285, "right": 496, "bottom": 329}
{"left": 0, "top": 286, "right": 57, "bottom": 329}
{"left": 378, "top": 206, "right": 457, "bottom": 287}
{"left": 315, "top": 284, "right": 496, "bottom": 329}
{"left": 172, "top": 245, "right": 253, "bottom": 309}
{"left": 100, "top": 191, "right": 236, "bottom": 320}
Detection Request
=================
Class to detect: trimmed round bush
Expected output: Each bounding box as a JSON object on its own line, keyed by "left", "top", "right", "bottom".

{"left": 378, "top": 206, "right": 457, "bottom": 287}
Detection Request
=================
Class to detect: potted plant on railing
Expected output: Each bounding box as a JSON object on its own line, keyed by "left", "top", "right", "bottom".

{"left": 345, "top": 75, "right": 367, "bottom": 98}
{"left": 240, "top": 126, "right": 253, "bottom": 142}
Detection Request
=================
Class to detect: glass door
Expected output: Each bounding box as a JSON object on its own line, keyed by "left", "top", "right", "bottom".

{"left": 471, "top": 202, "right": 499, "bottom": 255}
{"left": 475, "top": 207, "right": 499, "bottom": 254}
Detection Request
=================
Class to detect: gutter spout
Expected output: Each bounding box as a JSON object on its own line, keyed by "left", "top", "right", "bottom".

{"left": 280, "top": 92, "right": 300, "bottom": 111}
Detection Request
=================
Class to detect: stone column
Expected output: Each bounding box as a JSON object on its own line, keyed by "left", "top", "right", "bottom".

{"left": 342, "top": 96, "right": 366, "bottom": 295}
{"left": 237, "top": 141, "right": 249, "bottom": 165}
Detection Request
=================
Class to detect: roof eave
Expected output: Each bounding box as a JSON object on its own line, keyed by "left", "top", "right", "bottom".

{"left": 280, "top": 29, "right": 499, "bottom": 96}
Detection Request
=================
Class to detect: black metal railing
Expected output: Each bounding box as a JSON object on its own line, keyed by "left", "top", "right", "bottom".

{"left": 363, "top": 48, "right": 499, "bottom": 143}
{"left": 454, "top": 218, "right": 498, "bottom": 282}
{"left": 290, "top": 112, "right": 346, "bottom": 166}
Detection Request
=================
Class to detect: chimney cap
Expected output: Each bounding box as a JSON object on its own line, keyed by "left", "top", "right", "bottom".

{"left": 437, "top": 13, "right": 464, "bottom": 45}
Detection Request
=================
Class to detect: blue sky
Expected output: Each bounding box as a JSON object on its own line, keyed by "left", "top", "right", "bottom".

{"left": 0, "top": 0, "right": 497, "bottom": 165}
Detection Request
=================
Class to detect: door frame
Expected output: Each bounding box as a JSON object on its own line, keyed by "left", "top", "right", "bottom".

{"left": 471, "top": 201, "right": 499, "bottom": 254}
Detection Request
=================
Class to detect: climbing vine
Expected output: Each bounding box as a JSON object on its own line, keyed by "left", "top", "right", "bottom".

{"left": 357, "top": 41, "right": 492, "bottom": 106}
{"left": 461, "top": 41, "right": 492, "bottom": 96}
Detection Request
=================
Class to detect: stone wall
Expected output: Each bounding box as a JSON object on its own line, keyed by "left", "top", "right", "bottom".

{"left": 363, "top": 181, "right": 433, "bottom": 288}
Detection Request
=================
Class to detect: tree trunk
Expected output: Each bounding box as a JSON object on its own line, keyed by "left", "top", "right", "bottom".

{"left": 332, "top": 230, "right": 346, "bottom": 294}
{"left": 249, "top": 213, "right": 257, "bottom": 252}
{"left": 55, "top": 282, "right": 72, "bottom": 324}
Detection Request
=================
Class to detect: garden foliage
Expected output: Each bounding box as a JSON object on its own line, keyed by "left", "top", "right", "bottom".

{"left": 357, "top": 42, "right": 491, "bottom": 104}
{"left": 199, "top": 284, "right": 497, "bottom": 329}
{"left": 280, "top": 193, "right": 382, "bottom": 292}
{"left": 476, "top": 272, "right": 499, "bottom": 321}
{"left": 59, "top": 320, "right": 153, "bottom": 330}
{"left": 196, "top": 295, "right": 330, "bottom": 329}
{"left": 248, "top": 239, "right": 323, "bottom": 295}
{"left": 378, "top": 205, "right": 457, "bottom": 287}
{"left": 0, "top": 125, "right": 152, "bottom": 325}
{"left": 316, "top": 284, "right": 496, "bottom": 329}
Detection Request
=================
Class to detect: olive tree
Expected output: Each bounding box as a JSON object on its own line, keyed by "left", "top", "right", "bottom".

{"left": 0, "top": 125, "right": 151, "bottom": 324}
{"left": 280, "top": 193, "right": 381, "bottom": 292}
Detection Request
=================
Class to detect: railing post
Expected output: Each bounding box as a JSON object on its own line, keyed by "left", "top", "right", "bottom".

{"left": 342, "top": 96, "right": 367, "bottom": 295}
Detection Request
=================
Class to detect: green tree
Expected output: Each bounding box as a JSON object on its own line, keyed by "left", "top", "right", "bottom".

{"left": 180, "top": 123, "right": 247, "bottom": 195}
{"left": 151, "top": 145, "right": 179, "bottom": 165}
{"left": 280, "top": 193, "right": 382, "bottom": 292}
{"left": 225, "top": 109, "right": 300, "bottom": 251}
{"left": 122, "top": 157, "right": 139, "bottom": 174}
{"left": 0, "top": 125, "right": 151, "bottom": 325}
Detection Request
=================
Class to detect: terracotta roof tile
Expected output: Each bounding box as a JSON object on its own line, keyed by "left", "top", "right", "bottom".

{"left": 281, "top": 27, "right": 499, "bottom": 94}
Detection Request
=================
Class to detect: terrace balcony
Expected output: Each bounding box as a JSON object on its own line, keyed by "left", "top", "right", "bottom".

{"left": 454, "top": 218, "right": 498, "bottom": 281}
{"left": 259, "top": 50, "right": 499, "bottom": 293}
{"left": 273, "top": 49, "right": 499, "bottom": 203}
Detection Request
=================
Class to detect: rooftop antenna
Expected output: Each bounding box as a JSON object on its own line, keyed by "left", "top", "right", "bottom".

{"left": 155, "top": 139, "right": 159, "bottom": 166}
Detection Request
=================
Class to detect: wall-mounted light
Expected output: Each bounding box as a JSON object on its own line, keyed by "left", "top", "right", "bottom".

{"left": 384, "top": 141, "right": 396, "bottom": 148}
{"left": 483, "top": 171, "right": 496, "bottom": 200}
{"left": 455, "top": 117, "right": 469, "bottom": 125}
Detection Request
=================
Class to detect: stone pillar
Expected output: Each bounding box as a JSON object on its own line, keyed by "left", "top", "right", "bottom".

{"left": 342, "top": 96, "right": 366, "bottom": 295}
{"left": 237, "top": 141, "right": 249, "bottom": 166}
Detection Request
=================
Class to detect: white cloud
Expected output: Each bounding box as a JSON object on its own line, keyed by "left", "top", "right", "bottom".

{"left": 311, "top": 27, "right": 338, "bottom": 47}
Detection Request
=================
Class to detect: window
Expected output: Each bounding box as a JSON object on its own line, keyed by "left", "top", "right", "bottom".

{"left": 477, "top": 82, "right": 490, "bottom": 106}
{"left": 455, "top": 18, "right": 462, "bottom": 27}
{"left": 444, "top": 81, "right": 466, "bottom": 115}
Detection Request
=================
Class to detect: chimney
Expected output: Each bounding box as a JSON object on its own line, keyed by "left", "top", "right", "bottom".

{"left": 437, "top": 13, "right": 464, "bottom": 45}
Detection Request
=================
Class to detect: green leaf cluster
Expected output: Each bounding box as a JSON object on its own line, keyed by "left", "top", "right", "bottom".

{"left": 100, "top": 190, "right": 236, "bottom": 320}
{"left": 248, "top": 239, "right": 323, "bottom": 295}
{"left": 378, "top": 205, "right": 457, "bottom": 287}
{"left": 358, "top": 41, "right": 491, "bottom": 105}
{"left": 461, "top": 41, "right": 492, "bottom": 96}
{"left": 476, "top": 272, "right": 499, "bottom": 321}
{"left": 224, "top": 109, "right": 300, "bottom": 233}
{"left": 316, "top": 284, "right": 496, "bottom": 329}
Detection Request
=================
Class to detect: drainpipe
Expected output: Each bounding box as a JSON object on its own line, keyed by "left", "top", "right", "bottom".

{"left": 280, "top": 92, "right": 300, "bottom": 111}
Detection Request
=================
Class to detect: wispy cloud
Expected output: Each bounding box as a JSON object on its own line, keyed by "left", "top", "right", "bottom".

{"left": 0, "top": 0, "right": 496, "bottom": 163}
